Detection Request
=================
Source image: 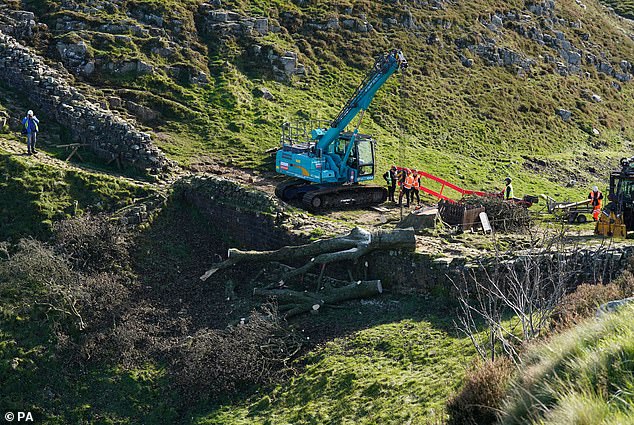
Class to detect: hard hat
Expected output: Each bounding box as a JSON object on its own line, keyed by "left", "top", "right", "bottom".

{"left": 593, "top": 186, "right": 599, "bottom": 192}
{"left": 27, "top": 110, "right": 33, "bottom": 116}
{"left": 505, "top": 177, "right": 512, "bottom": 183}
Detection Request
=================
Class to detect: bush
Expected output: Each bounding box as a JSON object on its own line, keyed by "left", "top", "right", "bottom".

{"left": 0, "top": 239, "right": 84, "bottom": 333}
{"left": 446, "top": 357, "right": 514, "bottom": 425}
{"left": 612, "top": 268, "right": 634, "bottom": 297}
{"left": 553, "top": 270, "right": 634, "bottom": 329}
{"left": 0, "top": 238, "right": 133, "bottom": 361}
{"left": 553, "top": 283, "right": 622, "bottom": 328}
{"left": 52, "top": 215, "right": 130, "bottom": 273}
{"left": 171, "top": 305, "right": 301, "bottom": 402}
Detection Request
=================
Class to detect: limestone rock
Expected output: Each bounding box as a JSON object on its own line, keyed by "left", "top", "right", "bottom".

{"left": 254, "top": 87, "right": 275, "bottom": 101}
{"left": 556, "top": 108, "right": 572, "bottom": 121}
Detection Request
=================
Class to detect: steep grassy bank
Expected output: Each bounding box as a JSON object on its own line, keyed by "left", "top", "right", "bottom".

{"left": 0, "top": 145, "right": 153, "bottom": 240}
{"left": 500, "top": 305, "right": 634, "bottom": 424}
{"left": 198, "top": 298, "right": 478, "bottom": 425}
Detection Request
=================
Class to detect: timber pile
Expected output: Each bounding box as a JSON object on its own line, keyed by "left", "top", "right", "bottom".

{"left": 200, "top": 227, "right": 416, "bottom": 317}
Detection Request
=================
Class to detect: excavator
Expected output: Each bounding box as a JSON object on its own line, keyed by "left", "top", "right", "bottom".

{"left": 595, "top": 156, "right": 634, "bottom": 238}
{"left": 274, "top": 49, "right": 407, "bottom": 211}
{"left": 594, "top": 156, "right": 634, "bottom": 238}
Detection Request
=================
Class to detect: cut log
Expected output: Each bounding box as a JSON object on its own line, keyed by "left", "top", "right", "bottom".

{"left": 254, "top": 279, "right": 383, "bottom": 318}
{"left": 200, "top": 227, "right": 415, "bottom": 281}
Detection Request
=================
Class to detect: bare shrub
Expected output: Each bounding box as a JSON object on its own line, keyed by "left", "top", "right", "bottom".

{"left": 453, "top": 228, "right": 599, "bottom": 364}
{"left": 446, "top": 358, "right": 514, "bottom": 425}
{"left": 0, "top": 239, "right": 134, "bottom": 362}
{"left": 0, "top": 239, "right": 85, "bottom": 332}
{"left": 612, "top": 268, "right": 634, "bottom": 296}
{"left": 72, "top": 272, "right": 133, "bottom": 361}
{"left": 552, "top": 267, "right": 634, "bottom": 329}
{"left": 454, "top": 251, "right": 576, "bottom": 363}
{"left": 52, "top": 215, "right": 130, "bottom": 273}
{"left": 171, "top": 304, "right": 302, "bottom": 401}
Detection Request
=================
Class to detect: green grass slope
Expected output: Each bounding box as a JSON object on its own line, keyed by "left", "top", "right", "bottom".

{"left": 197, "top": 299, "right": 477, "bottom": 425}
{"left": 13, "top": 0, "right": 634, "bottom": 200}
{"left": 0, "top": 146, "right": 153, "bottom": 240}
{"left": 600, "top": 0, "right": 634, "bottom": 18}
{"left": 501, "top": 304, "right": 634, "bottom": 425}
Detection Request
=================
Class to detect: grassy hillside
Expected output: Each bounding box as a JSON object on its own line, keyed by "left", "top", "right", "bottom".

{"left": 500, "top": 304, "right": 634, "bottom": 424}
{"left": 0, "top": 193, "right": 482, "bottom": 424}
{"left": 3, "top": 0, "right": 634, "bottom": 423}
{"left": 188, "top": 297, "right": 478, "bottom": 424}
{"left": 12, "top": 0, "right": 634, "bottom": 200}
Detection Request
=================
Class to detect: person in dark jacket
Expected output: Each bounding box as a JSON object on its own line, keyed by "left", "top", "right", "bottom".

{"left": 503, "top": 177, "right": 514, "bottom": 200}
{"left": 21, "top": 110, "right": 39, "bottom": 155}
{"left": 383, "top": 165, "right": 397, "bottom": 202}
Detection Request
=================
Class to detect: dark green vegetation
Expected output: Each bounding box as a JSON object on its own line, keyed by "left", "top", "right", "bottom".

{"left": 601, "top": 0, "right": 634, "bottom": 18}
{"left": 0, "top": 237, "right": 179, "bottom": 424}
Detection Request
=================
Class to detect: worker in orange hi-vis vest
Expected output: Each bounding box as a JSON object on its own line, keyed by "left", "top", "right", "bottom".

{"left": 588, "top": 186, "right": 603, "bottom": 221}
{"left": 411, "top": 170, "right": 421, "bottom": 205}
{"left": 400, "top": 169, "right": 414, "bottom": 208}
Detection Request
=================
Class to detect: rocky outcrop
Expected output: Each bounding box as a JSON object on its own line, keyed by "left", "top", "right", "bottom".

{"left": 199, "top": 6, "right": 278, "bottom": 37}
{"left": 198, "top": 5, "right": 305, "bottom": 81}
{"left": 471, "top": 43, "right": 536, "bottom": 72}
{"left": 0, "top": 5, "right": 42, "bottom": 42}
{"left": 0, "top": 31, "right": 171, "bottom": 174}
{"left": 462, "top": 1, "right": 634, "bottom": 81}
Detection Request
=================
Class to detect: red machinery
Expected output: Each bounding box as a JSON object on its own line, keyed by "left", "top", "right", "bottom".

{"left": 395, "top": 167, "right": 537, "bottom": 207}
{"left": 396, "top": 166, "right": 489, "bottom": 203}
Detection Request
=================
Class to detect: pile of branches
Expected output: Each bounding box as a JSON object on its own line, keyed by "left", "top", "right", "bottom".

{"left": 1, "top": 216, "right": 302, "bottom": 404}
{"left": 462, "top": 195, "right": 531, "bottom": 233}
{"left": 171, "top": 304, "right": 302, "bottom": 401}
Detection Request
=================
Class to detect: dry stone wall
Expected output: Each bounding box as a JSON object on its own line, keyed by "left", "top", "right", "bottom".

{"left": 0, "top": 30, "right": 171, "bottom": 174}
{"left": 175, "top": 176, "right": 634, "bottom": 293}
{"left": 175, "top": 175, "right": 304, "bottom": 250}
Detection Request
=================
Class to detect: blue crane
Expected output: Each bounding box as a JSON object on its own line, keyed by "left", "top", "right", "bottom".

{"left": 275, "top": 49, "right": 407, "bottom": 210}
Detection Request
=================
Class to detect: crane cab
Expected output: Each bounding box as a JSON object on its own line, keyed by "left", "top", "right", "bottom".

{"left": 276, "top": 122, "right": 377, "bottom": 185}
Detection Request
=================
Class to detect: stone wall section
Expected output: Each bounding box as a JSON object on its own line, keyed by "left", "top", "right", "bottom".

{"left": 176, "top": 176, "right": 634, "bottom": 292}
{"left": 176, "top": 175, "right": 304, "bottom": 250}
{"left": 0, "top": 30, "right": 171, "bottom": 174}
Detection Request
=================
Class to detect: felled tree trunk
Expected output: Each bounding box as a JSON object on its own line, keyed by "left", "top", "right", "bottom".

{"left": 254, "top": 280, "right": 383, "bottom": 318}
{"left": 200, "top": 227, "right": 415, "bottom": 281}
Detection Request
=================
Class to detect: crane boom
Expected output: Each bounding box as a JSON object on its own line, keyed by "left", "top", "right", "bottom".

{"left": 315, "top": 50, "right": 407, "bottom": 152}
